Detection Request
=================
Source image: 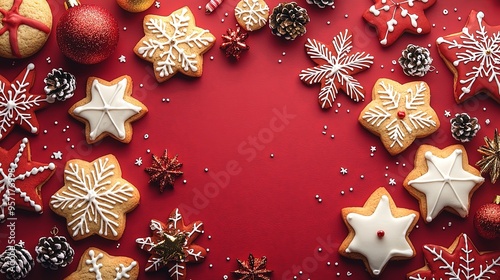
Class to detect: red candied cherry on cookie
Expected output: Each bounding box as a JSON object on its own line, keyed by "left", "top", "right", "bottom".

{"left": 56, "top": 0, "right": 118, "bottom": 64}
{"left": 474, "top": 195, "right": 500, "bottom": 239}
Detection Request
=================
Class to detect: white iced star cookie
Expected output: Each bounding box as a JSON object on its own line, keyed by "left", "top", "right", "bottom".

{"left": 339, "top": 187, "right": 419, "bottom": 277}
{"left": 69, "top": 75, "right": 148, "bottom": 144}
{"left": 403, "top": 145, "right": 484, "bottom": 223}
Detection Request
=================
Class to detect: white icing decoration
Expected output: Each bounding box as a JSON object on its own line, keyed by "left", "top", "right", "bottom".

{"left": 0, "top": 63, "right": 44, "bottom": 139}
{"left": 368, "top": 0, "right": 430, "bottom": 45}
{"left": 169, "top": 263, "right": 186, "bottom": 280}
{"left": 138, "top": 8, "right": 214, "bottom": 78}
{"left": 437, "top": 11, "right": 500, "bottom": 101}
{"left": 73, "top": 78, "right": 142, "bottom": 141}
{"left": 85, "top": 249, "right": 137, "bottom": 280}
{"left": 114, "top": 261, "right": 137, "bottom": 280}
{"left": 0, "top": 138, "right": 55, "bottom": 220}
{"left": 345, "top": 195, "right": 416, "bottom": 275}
{"left": 234, "top": 0, "right": 269, "bottom": 31}
{"left": 299, "top": 29, "right": 374, "bottom": 108}
{"left": 408, "top": 149, "right": 484, "bottom": 222}
{"left": 362, "top": 81, "right": 437, "bottom": 148}
{"left": 50, "top": 157, "right": 135, "bottom": 237}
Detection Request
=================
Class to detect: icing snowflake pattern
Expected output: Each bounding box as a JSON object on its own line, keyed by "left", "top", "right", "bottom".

{"left": 0, "top": 63, "right": 46, "bottom": 140}
{"left": 136, "top": 7, "right": 215, "bottom": 81}
{"left": 408, "top": 233, "right": 500, "bottom": 279}
{"left": 136, "top": 208, "right": 206, "bottom": 280}
{"left": 50, "top": 155, "right": 139, "bottom": 240}
{"left": 437, "top": 10, "right": 500, "bottom": 103}
{"left": 0, "top": 138, "right": 55, "bottom": 220}
{"left": 299, "top": 29, "right": 374, "bottom": 109}
{"left": 363, "top": 0, "right": 436, "bottom": 46}
{"left": 235, "top": 0, "right": 269, "bottom": 31}
{"left": 360, "top": 79, "right": 439, "bottom": 155}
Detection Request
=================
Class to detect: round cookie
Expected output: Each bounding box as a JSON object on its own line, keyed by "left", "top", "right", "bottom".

{"left": 0, "top": 0, "right": 53, "bottom": 59}
{"left": 235, "top": 0, "right": 269, "bottom": 31}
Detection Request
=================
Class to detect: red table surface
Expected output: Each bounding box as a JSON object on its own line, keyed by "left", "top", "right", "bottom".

{"left": 1, "top": 0, "right": 500, "bottom": 279}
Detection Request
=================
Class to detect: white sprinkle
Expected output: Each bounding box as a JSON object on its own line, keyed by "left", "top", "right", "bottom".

{"left": 144, "top": 134, "right": 149, "bottom": 139}
{"left": 443, "top": 9, "right": 448, "bottom": 15}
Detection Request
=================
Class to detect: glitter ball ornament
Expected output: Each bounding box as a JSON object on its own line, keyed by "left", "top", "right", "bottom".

{"left": 116, "top": 0, "right": 155, "bottom": 12}
{"left": 474, "top": 195, "right": 500, "bottom": 240}
{"left": 56, "top": 0, "right": 119, "bottom": 64}
{"left": 0, "top": 241, "right": 34, "bottom": 280}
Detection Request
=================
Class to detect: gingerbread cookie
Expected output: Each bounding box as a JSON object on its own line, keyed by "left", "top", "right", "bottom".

{"left": 359, "top": 78, "right": 439, "bottom": 155}
{"left": 437, "top": 10, "right": 500, "bottom": 103}
{"left": 299, "top": 29, "right": 374, "bottom": 109}
{"left": 339, "top": 187, "right": 419, "bottom": 277}
{"left": 403, "top": 145, "right": 484, "bottom": 223}
{"left": 407, "top": 233, "right": 500, "bottom": 279}
{"left": 69, "top": 75, "right": 147, "bottom": 144}
{"left": 363, "top": 0, "right": 436, "bottom": 46}
{"left": 50, "top": 155, "right": 140, "bottom": 241}
{"left": 65, "top": 247, "right": 139, "bottom": 280}
{"left": 0, "top": 0, "right": 52, "bottom": 59}
{"left": 134, "top": 6, "right": 216, "bottom": 82}
{"left": 234, "top": 0, "right": 269, "bottom": 31}
{"left": 0, "top": 138, "right": 55, "bottom": 221}
{"left": 136, "top": 208, "right": 206, "bottom": 280}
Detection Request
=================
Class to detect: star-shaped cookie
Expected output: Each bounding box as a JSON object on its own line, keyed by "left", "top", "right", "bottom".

{"left": 403, "top": 145, "right": 484, "bottom": 223}
{"left": 363, "top": 0, "right": 436, "bottom": 46}
{"left": 437, "top": 10, "right": 500, "bottom": 103}
{"left": 0, "top": 63, "right": 47, "bottom": 140}
{"left": 50, "top": 155, "right": 140, "bottom": 240}
{"left": 407, "top": 233, "right": 500, "bottom": 279}
{"left": 136, "top": 208, "right": 206, "bottom": 280}
{"left": 69, "top": 75, "right": 147, "bottom": 144}
{"left": 359, "top": 78, "right": 440, "bottom": 155}
{"left": 0, "top": 138, "right": 55, "bottom": 221}
{"left": 339, "top": 187, "right": 419, "bottom": 277}
{"left": 134, "top": 6, "right": 216, "bottom": 82}
{"left": 65, "top": 247, "right": 139, "bottom": 280}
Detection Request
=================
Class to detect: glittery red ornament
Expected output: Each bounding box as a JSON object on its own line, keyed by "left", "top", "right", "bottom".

{"left": 473, "top": 195, "right": 500, "bottom": 239}
{"left": 56, "top": 0, "right": 119, "bottom": 64}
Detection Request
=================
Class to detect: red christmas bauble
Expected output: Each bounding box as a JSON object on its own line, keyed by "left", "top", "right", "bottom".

{"left": 473, "top": 196, "right": 500, "bottom": 239}
{"left": 56, "top": 4, "right": 119, "bottom": 64}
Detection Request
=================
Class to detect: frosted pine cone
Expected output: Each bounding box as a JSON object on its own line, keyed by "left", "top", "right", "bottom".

{"left": 269, "top": 2, "right": 310, "bottom": 40}
{"left": 450, "top": 113, "right": 480, "bottom": 142}
{"left": 35, "top": 236, "right": 74, "bottom": 270}
{"left": 398, "top": 44, "right": 433, "bottom": 77}
{"left": 0, "top": 241, "right": 34, "bottom": 280}
{"left": 44, "top": 68, "right": 76, "bottom": 102}
{"left": 306, "top": 0, "right": 334, "bottom": 8}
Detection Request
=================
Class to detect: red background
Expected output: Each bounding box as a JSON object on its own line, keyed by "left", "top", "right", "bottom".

{"left": 1, "top": 0, "right": 500, "bottom": 279}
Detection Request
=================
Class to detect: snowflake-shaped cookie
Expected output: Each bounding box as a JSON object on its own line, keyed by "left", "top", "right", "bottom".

{"left": 299, "top": 29, "right": 374, "bottom": 109}
{"left": 404, "top": 145, "right": 484, "bottom": 223}
{"left": 359, "top": 78, "right": 439, "bottom": 155}
{"left": 339, "top": 187, "right": 419, "bottom": 277}
{"left": 69, "top": 75, "right": 147, "bottom": 144}
{"left": 134, "top": 6, "right": 216, "bottom": 83}
{"left": 50, "top": 155, "right": 140, "bottom": 241}
{"left": 65, "top": 247, "right": 139, "bottom": 280}
{"left": 234, "top": 0, "right": 269, "bottom": 31}
{"left": 408, "top": 233, "right": 500, "bottom": 279}
{"left": 0, "top": 138, "right": 55, "bottom": 221}
{"left": 0, "top": 63, "right": 47, "bottom": 140}
{"left": 363, "top": 0, "right": 436, "bottom": 46}
{"left": 136, "top": 208, "right": 206, "bottom": 280}
{"left": 437, "top": 10, "right": 500, "bottom": 103}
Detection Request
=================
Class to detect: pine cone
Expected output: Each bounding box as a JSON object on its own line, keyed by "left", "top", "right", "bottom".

{"left": 269, "top": 2, "right": 310, "bottom": 40}
{"left": 0, "top": 242, "right": 34, "bottom": 280}
{"left": 44, "top": 68, "right": 76, "bottom": 102}
{"left": 220, "top": 26, "right": 250, "bottom": 60}
{"left": 306, "top": 0, "right": 334, "bottom": 8}
{"left": 35, "top": 236, "right": 74, "bottom": 270}
{"left": 398, "top": 44, "right": 433, "bottom": 77}
{"left": 450, "top": 113, "right": 480, "bottom": 142}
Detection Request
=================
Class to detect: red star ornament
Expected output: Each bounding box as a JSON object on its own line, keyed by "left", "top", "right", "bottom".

{"left": 363, "top": 0, "right": 436, "bottom": 46}
{"left": 0, "top": 138, "right": 55, "bottom": 221}
{"left": 408, "top": 233, "right": 500, "bottom": 279}
{"left": 136, "top": 208, "right": 206, "bottom": 280}
{"left": 437, "top": 10, "right": 500, "bottom": 103}
{"left": 0, "top": 63, "right": 47, "bottom": 140}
